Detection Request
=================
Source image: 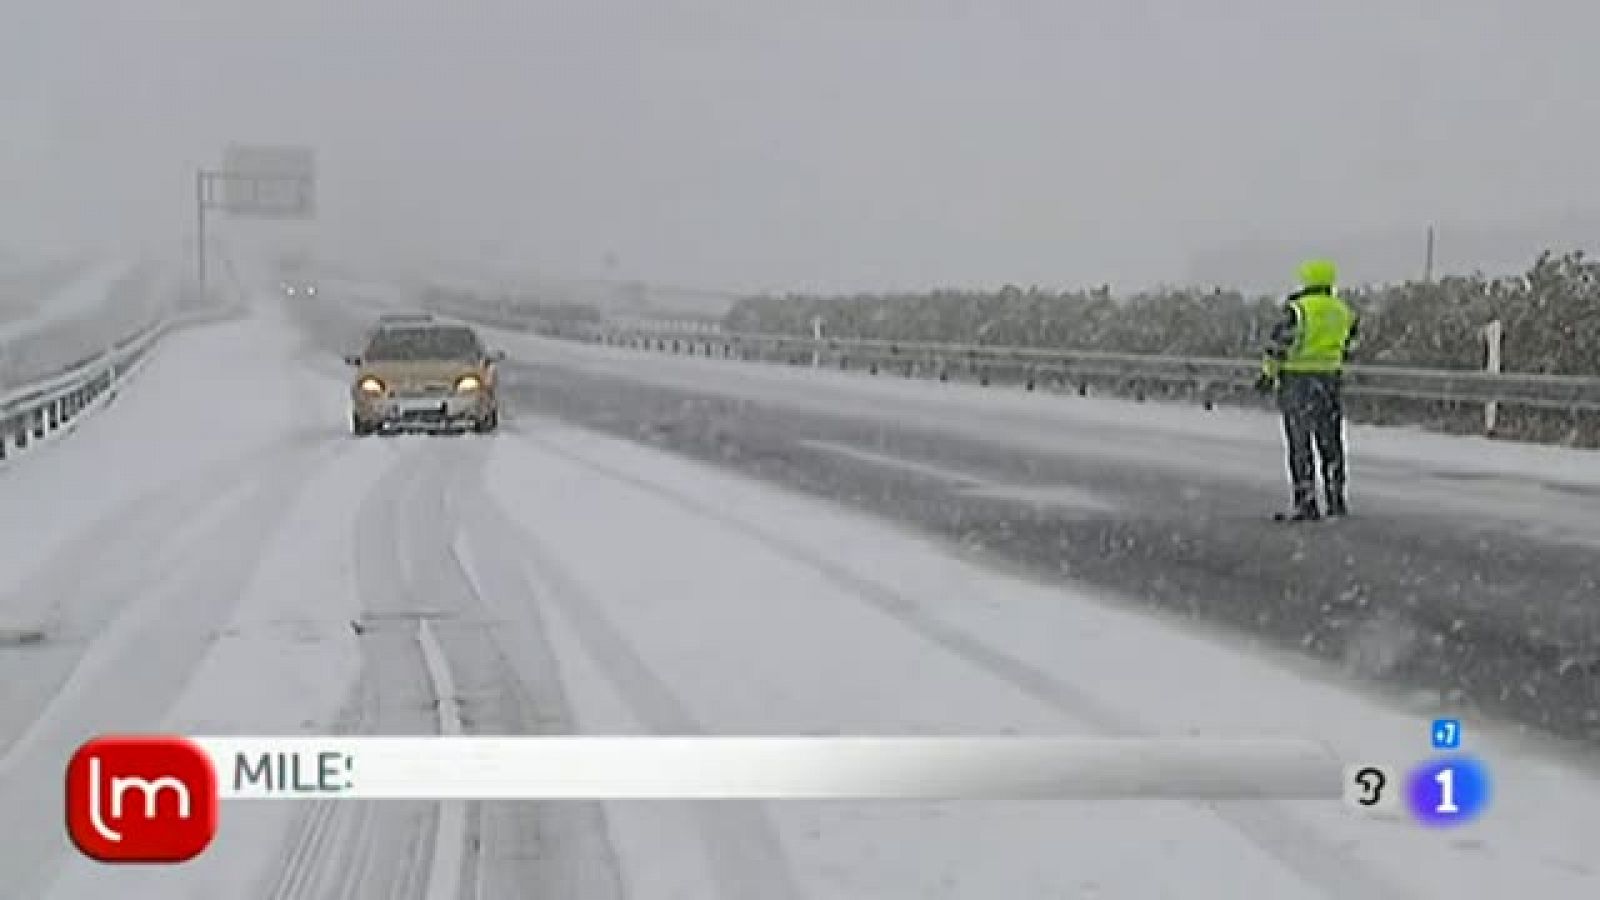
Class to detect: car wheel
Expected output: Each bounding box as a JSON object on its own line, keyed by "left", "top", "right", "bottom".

{"left": 476, "top": 409, "right": 499, "bottom": 433}
{"left": 352, "top": 414, "right": 375, "bottom": 437}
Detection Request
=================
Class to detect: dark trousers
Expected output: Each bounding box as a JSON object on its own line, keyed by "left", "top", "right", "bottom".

{"left": 1277, "top": 372, "right": 1345, "bottom": 508}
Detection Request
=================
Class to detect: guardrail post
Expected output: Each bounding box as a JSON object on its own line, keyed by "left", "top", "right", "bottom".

{"left": 47, "top": 401, "right": 60, "bottom": 431}
{"left": 1483, "top": 319, "right": 1503, "bottom": 437}
{"left": 31, "top": 408, "right": 45, "bottom": 438}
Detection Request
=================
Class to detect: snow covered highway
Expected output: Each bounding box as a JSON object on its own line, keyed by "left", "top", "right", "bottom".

{"left": 492, "top": 324, "right": 1600, "bottom": 746}
{"left": 1, "top": 282, "right": 1598, "bottom": 899}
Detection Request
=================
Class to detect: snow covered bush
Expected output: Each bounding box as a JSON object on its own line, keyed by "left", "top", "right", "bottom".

{"left": 725, "top": 251, "right": 1598, "bottom": 446}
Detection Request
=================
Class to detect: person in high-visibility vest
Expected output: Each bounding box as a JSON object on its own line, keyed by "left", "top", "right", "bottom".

{"left": 1256, "top": 259, "right": 1360, "bottom": 520}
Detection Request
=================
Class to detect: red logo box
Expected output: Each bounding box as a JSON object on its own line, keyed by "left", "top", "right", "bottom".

{"left": 65, "top": 735, "right": 219, "bottom": 863}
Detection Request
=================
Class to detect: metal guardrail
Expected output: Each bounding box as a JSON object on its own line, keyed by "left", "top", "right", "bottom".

{"left": 588, "top": 327, "right": 1600, "bottom": 415}
{"left": 417, "top": 296, "right": 1600, "bottom": 422}
{"left": 0, "top": 304, "right": 238, "bottom": 463}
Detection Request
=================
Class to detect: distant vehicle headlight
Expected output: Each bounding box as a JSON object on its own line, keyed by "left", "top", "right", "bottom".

{"left": 359, "top": 377, "right": 385, "bottom": 394}
{"left": 455, "top": 375, "right": 482, "bottom": 392}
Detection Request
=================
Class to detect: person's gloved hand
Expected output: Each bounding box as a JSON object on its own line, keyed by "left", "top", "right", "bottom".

{"left": 1256, "top": 358, "right": 1280, "bottom": 394}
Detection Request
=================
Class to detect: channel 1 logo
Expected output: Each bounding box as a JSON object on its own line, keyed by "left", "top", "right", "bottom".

{"left": 65, "top": 735, "right": 219, "bottom": 863}
{"left": 1406, "top": 756, "right": 1491, "bottom": 827}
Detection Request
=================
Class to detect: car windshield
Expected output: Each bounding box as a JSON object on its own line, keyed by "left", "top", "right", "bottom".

{"left": 364, "top": 327, "right": 481, "bottom": 361}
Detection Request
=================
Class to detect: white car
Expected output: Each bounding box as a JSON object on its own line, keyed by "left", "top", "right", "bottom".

{"left": 345, "top": 319, "right": 504, "bottom": 435}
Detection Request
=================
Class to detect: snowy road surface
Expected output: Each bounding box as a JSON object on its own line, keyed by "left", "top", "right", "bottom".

{"left": 0, "top": 282, "right": 1596, "bottom": 899}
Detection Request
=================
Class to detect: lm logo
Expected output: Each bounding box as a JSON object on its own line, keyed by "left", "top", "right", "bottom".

{"left": 65, "top": 736, "right": 218, "bottom": 863}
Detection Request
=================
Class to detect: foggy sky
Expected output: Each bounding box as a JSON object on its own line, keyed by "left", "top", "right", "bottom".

{"left": 5, "top": 1, "right": 1600, "bottom": 293}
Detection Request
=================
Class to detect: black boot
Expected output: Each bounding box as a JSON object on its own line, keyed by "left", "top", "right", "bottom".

{"left": 1281, "top": 484, "right": 1321, "bottom": 521}
{"left": 1324, "top": 486, "right": 1350, "bottom": 515}
{"left": 1325, "top": 484, "right": 1348, "bottom": 517}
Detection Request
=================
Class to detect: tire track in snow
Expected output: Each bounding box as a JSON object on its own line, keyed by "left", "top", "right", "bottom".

{"left": 262, "top": 687, "right": 378, "bottom": 900}
{"left": 267, "top": 435, "right": 622, "bottom": 900}
{"left": 431, "top": 445, "right": 628, "bottom": 900}
{"left": 0, "top": 437, "right": 346, "bottom": 900}
{"left": 518, "top": 429, "right": 1414, "bottom": 900}
{"left": 263, "top": 439, "right": 453, "bottom": 900}
{"left": 273, "top": 659, "right": 435, "bottom": 900}
{"left": 461, "top": 457, "right": 807, "bottom": 900}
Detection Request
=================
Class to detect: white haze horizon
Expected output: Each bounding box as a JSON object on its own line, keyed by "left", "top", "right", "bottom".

{"left": 5, "top": 1, "right": 1600, "bottom": 295}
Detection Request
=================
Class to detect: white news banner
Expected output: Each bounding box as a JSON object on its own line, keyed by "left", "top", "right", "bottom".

{"left": 189, "top": 736, "right": 1344, "bottom": 800}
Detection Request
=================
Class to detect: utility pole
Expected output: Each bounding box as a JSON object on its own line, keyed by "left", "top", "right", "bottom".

{"left": 195, "top": 170, "right": 209, "bottom": 294}
{"left": 1424, "top": 225, "right": 1436, "bottom": 283}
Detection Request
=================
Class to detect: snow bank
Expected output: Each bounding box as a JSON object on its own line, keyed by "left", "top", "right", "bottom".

{"left": 0, "top": 288, "right": 382, "bottom": 900}
{"left": 38, "top": 436, "right": 393, "bottom": 900}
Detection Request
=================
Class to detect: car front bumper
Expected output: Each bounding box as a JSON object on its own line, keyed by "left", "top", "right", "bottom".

{"left": 356, "top": 393, "right": 490, "bottom": 430}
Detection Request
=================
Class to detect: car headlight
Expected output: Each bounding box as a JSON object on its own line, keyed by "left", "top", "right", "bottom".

{"left": 359, "top": 377, "right": 385, "bottom": 394}
{"left": 455, "top": 374, "right": 482, "bottom": 392}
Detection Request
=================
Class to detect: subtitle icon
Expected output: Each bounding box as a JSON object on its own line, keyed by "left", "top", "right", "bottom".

{"left": 1430, "top": 719, "right": 1461, "bottom": 750}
